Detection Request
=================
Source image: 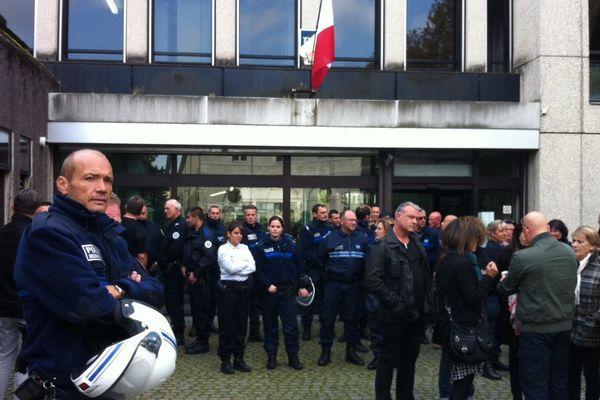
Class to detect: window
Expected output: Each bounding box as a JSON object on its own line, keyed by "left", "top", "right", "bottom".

{"left": 487, "top": 0, "right": 510, "bottom": 73}
{"left": 394, "top": 151, "right": 472, "bottom": 177}
{"left": 238, "top": 0, "right": 296, "bottom": 66}
{"left": 406, "top": 0, "right": 460, "bottom": 70}
{"left": 0, "top": 129, "right": 10, "bottom": 171}
{"left": 0, "top": 0, "right": 34, "bottom": 51}
{"left": 177, "top": 155, "right": 283, "bottom": 175}
{"left": 107, "top": 154, "right": 171, "bottom": 174}
{"left": 153, "top": 0, "right": 212, "bottom": 64}
{"left": 590, "top": 0, "right": 600, "bottom": 102}
{"left": 64, "top": 0, "right": 124, "bottom": 61}
{"left": 291, "top": 156, "right": 376, "bottom": 176}
{"left": 332, "top": 0, "right": 379, "bottom": 68}
{"left": 19, "top": 136, "right": 31, "bottom": 176}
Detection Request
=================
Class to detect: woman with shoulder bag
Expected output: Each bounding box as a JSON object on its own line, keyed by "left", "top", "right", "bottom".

{"left": 437, "top": 216, "right": 499, "bottom": 399}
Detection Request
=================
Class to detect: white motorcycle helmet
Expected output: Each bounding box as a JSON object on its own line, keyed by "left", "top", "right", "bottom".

{"left": 296, "top": 276, "right": 316, "bottom": 307}
{"left": 71, "top": 299, "right": 177, "bottom": 398}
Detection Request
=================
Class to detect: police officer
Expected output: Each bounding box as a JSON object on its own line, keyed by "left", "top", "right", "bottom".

{"left": 205, "top": 205, "right": 227, "bottom": 332}
{"left": 299, "top": 203, "right": 332, "bottom": 340}
{"left": 242, "top": 204, "right": 267, "bottom": 342}
{"left": 159, "top": 198, "right": 188, "bottom": 345}
{"left": 356, "top": 204, "right": 375, "bottom": 244}
{"left": 254, "top": 216, "right": 308, "bottom": 370}
{"left": 317, "top": 210, "right": 369, "bottom": 367}
{"left": 182, "top": 206, "right": 218, "bottom": 354}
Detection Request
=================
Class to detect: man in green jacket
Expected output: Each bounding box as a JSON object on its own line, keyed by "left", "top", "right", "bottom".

{"left": 497, "top": 211, "right": 577, "bottom": 399}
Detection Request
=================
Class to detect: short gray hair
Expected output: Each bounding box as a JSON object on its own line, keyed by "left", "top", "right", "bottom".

{"left": 395, "top": 201, "right": 421, "bottom": 214}
{"left": 166, "top": 198, "right": 182, "bottom": 211}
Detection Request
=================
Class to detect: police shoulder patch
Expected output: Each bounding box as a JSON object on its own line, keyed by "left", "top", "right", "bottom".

{"left": 81, "top": 244, "right": 104, "bottom": 262}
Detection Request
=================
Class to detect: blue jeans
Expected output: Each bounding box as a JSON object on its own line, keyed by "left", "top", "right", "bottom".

{"left": 518, "top": 331, "right": 570, "bottom": 400}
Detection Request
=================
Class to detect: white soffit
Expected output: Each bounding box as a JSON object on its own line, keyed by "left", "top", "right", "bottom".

{"left": 47, "top": 122, "right": 539, "bottom": 150}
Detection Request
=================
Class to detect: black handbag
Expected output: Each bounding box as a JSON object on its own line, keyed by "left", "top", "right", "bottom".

{"left": 446, "top": 315, "right": 494, "bottom": 364}
{"left": 440, "top": 259, "right": 494, "bottom": 364}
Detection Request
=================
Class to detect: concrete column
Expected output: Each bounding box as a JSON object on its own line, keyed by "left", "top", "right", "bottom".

{"left": 35, "top": 0, "right": 60, "bottom": 60}
{"left": 215, "top": 0, "right": 236, "bottom": 66}
{"left": 126, "top": 0, "right": 148, "bottom": 63}
{"left": 384, "top": 0, "right": 405, "bottom": 71}
{"left": 464, "top": 0, "right": 486, "bottom": 72}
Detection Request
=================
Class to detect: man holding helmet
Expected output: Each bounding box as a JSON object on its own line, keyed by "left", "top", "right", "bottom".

{"left": 14, "top": 149, "right": 164, "bottom": 398}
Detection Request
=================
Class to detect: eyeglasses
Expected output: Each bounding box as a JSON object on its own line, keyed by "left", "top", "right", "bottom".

{"left": 520, "top": 218, "right": 529, "bottom": 230}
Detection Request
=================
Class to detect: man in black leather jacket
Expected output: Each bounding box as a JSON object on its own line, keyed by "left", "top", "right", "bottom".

{"left": 365, "top": 201, "right": 431, "bottom": 400}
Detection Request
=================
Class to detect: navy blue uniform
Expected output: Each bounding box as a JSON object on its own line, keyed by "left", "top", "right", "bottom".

{"left": 243, "top": 221, "right": 267, "bottom": 338}
{"left": 299, "top": 218, "right": 332, "bottom": 329}
{"left": 254, "top": 234, "right": 304, "bottom": 355}
{"left": 183, "top": 224, "right": 218, "bottom": 346}
{"left": 419, "top": 227, "right": 441, "bottom": 270}
{"left": 318, "top": 229, "right": 369, "bottom": 348}
{"left": 159, "top": 215, "right": 188, "bottom": 337}
{"left": 14, "top": 194, "right": 163, "bottom": 394}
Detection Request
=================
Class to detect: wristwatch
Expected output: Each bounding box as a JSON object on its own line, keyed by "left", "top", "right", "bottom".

{"left": 114, "top": 284, "right": 127, "bottom": 298}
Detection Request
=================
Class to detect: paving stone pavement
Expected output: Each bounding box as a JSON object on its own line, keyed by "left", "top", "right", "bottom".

{"left": 137, "top": 320, "right": 514, "bottom": 400}
{"left": 4, "top": 320, "right": 514, "bottom": 399}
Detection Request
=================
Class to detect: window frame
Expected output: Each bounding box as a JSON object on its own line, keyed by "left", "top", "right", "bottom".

{"left": 405, "top": 0, "right": 463, "bottom": 71}
{"left": 149, "top": 0, "right": 215, "bottom": 65}
{"left": 236, "top": 0, "right": 299, "bottom": 67}
{"left": 60, "top": 0, "right": 126, "bottom": 62}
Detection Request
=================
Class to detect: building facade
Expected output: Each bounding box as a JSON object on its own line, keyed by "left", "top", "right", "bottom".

{"left": 0, "top": 0, "right": 598, "bottom": 232}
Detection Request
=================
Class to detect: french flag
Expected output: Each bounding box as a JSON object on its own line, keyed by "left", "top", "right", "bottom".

{"left": 311, "top": 0, "right": 335, "bottom": 92}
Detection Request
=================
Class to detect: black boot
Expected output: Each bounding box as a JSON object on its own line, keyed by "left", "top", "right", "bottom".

{"left": 287, "top": 353, "right": 304, "bottom": 370}
{"left": 248, "top": 325, "right": 263, "bottom": 342}
{"left": 317, "top": 347, "right": 331, "bottom": 366}
{"left": 302, "top": 325, "right": 311, "bottom": 341}
{"left": 482, "top": 362, "right": 502, "bottom": 381}
{"left": 233, "top": 356, "right": 251, "bottom": 372}
{"left": 345, "top": 345, "right": 365, "bottom": 366}
{"left": 491, "top": 355, "right": 509, "bottom": 371}
{"left": 367, "top": 355, "right": 379, "bottom": 370}
{"left": 220, "top": 357, "right": 235, "bottom": 374}
{"left": 266, "top": 353, "right": 277, "bottom": 370}
{"left": 185, "top": 340, "right": 209, "bottom": 354}
{"left": 355, "top": 340, "right": 369, "bottom": 353}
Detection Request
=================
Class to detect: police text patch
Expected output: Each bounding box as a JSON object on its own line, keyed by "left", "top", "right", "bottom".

{"left": 81, "top": 244, "right": 104, "bottom": 262}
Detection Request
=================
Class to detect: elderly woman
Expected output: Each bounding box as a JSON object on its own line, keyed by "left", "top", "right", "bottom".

{"left": 568, "top": 226, "right": 600, "bottom": 400}
{"left": 437, "top": 216, "right": 498, "bottom": 399}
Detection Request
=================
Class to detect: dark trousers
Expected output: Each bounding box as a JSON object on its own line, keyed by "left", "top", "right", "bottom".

{"left": 189, "top": 272, "right": 216, "bottom": 344}
{"left": 518, "top": 330, "right": 570, "bottom": 400}
{"left": 248, "top": 282, "right": 262, "bottom": 334}
{"left": 375, "top": 317, "right": 425, "bottom": 400}
{"left": 451, "top": 373, "right": 475, "bottom": 400}
{"left": 319, "top": 280, "right": 364, "bottom": 348}
{"left": 439, "top": 348, "right": 475, "bottom": 399}
{"left": 217, "top": 280, "right": 252, "bottom": 358}
{"left": 568, "top": 343, "right": 600, "bottom": 400}
{"left": 300, "top": 269, "right": 322, "bottom": 329}
{"left": 262, "top": 287, "right": 300, "bottom": 355}
{"left": 163, "top": 268, "right": 185, "bottom": 334}
{"left": 368, "top": 309, "right": 383, "bottom": 357}
{"left": 509, "top": 336, "right": 523, "bottom": 400}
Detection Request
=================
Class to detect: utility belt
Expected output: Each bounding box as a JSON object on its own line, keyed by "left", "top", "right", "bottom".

{"left": 272, "top": 283, "right": 295, "bottom": 299}
{"left": 14, "top": 374, "right": 56, "bottom": 400}
{"left": 163, "top": 261, "right": 181, "bottom": 274}
{"left": 220, "top": 277, "right": 253, "bottom": 292}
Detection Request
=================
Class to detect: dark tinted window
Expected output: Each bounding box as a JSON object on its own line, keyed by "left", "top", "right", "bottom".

{"left": 65, "top": 0, "right": 124, "bottom": 61}
{"left": 0, "top": 0, "right": 34, "bottom": 51}
{"left": 590, "top": 0, "right": 600, "bottom": 102}
{"left": 488, "top": 0, "right": 510, "bottom": 73}
{"left": 333, "top": 0, "right": 379, "bottom": 68}
{"left": 153, "top": 0, "right": 212, "bottom": 64}
{"left": 0, "top": 130, "right": 9, "bottom": 171}
{"left": 407, "top": 0, "right": 459, "bottom": 70}
{"left": 239, "top": 0, "right": 296, "bottom": 66}
{"left": 19, "top": 136, "right": 31, "bottom": 175}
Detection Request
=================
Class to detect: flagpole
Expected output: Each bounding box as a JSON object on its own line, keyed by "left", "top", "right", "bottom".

{"left": 310, "top": 0, "right": 324, "bottom": 98}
